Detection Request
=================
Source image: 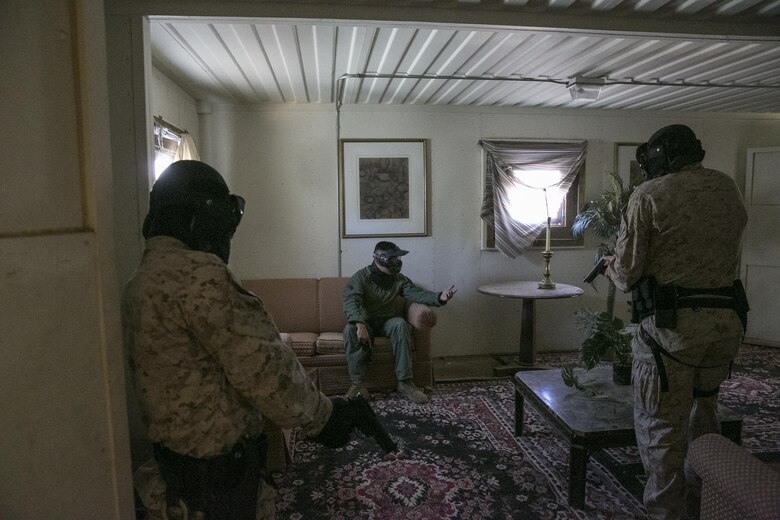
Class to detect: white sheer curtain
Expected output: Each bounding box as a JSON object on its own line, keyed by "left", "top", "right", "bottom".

{"left": 480, "top": 140, "right": 587, "bottom": 258}
{"left": 174, "top": 132, "right": 200, "bottom": 161}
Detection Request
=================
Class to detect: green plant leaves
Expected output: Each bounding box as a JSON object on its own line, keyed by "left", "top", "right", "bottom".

{"left": 571, "top": 171, "right": 634, "bottom": 251}
{"left": 561, "top": 367, "right": 603, "bottom": 398}
{"left": 574, "top": 308, "right": 632, "bottom": 368}
{"left": 567, "top": 170, "right": 637, "bottom": 386}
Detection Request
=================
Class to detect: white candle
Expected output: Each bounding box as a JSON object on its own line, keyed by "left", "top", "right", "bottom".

{"left": 545, "top": 217, "right": 552, "bottom": 252}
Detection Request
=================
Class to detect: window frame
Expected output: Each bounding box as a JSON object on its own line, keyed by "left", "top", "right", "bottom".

{"left": 482, "top": 140, "right": 585, "bottom": 250}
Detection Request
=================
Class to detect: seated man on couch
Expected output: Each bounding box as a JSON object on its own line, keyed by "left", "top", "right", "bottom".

{"left": 343, "top": 241, "right": 456, "bottom": 404}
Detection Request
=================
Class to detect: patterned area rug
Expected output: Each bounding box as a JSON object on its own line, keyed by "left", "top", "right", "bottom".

{"left": 272, "top": 344, "right": 779, "bottom": 519}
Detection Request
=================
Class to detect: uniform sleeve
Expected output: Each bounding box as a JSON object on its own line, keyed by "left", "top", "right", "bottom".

{"left": 181, "top": 263, "right": 331, "bottom": 435}
{"left": 398, "top": 275, "right": 443, "bottom": 307}
{"left": 343, "top": 271, "right": 369, "bottom": 323}
{"left": 612, "top": 191, "right": 653, "bottom": 293}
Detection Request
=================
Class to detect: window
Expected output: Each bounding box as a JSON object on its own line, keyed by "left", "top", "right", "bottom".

{"left": 480, "top": 140, "right": 586, "bottom": 256}
{"left": 153, "top": 116, "right": 182, "bottom": 180}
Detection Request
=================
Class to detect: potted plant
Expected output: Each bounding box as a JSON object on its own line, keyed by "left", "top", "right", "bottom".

{"left": 568, "top": 171, "right": 636, "bottom": 385}
{"left": 573, "top": 308, "right": 633, "bottom": 384}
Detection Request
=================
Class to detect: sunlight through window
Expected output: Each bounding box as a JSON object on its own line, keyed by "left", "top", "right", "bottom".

{"left": 507, "top": 169, "right": 566, "bottom": 224}
{"left": 154, "top": 153, "right": 175, "bottom": 180}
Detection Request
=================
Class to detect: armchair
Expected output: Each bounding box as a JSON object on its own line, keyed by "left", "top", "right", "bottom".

{"left": 688, "top": 433, "right": 780, "bottom": 520}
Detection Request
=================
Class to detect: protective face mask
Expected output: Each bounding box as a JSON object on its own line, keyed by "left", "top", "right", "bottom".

{"left": 374, "top": 254, "right": 402, "bottom": 274}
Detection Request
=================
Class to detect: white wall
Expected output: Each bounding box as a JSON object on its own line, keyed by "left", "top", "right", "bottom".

{"left": 207, "top": 103, "right": 780, "bottom": 358}
{"left": 151, "top": 66, "right": 200, "bottom": 146}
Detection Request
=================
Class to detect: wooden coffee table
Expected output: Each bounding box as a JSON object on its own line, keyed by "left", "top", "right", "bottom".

{"left": 512, "top": 367, "right": 742, "bottom": 509}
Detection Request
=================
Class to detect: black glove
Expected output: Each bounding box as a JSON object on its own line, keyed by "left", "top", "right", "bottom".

{"left": 312, "top": 397, "right": 355, "bottom": 448}
{"left": 311, "top": 396, "right": 399, "bottom": 453}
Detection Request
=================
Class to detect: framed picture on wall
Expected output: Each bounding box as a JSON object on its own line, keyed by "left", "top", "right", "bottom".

{"left": 614, "top": 142, "right": 644, "bottom": 189}
{"left": 340, "top": 139, "right": 429, "bottom": 238}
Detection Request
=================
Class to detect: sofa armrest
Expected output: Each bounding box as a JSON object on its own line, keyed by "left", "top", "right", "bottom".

{"left": 688, "top": 433, "right": 780, "bottom": 520}
{"left": 405, "top": 302, "right": 437, "bottom": 329}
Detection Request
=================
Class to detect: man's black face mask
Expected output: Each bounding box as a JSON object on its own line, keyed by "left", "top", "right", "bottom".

{"left": 144, "top": 193, "right": 245, "bottom": 264}
{"left": 374, "top": 253, "right": 402, "bottom": 274}
{"left": 190, "top": 194, "right": 245, "bottom": 263}
{"left": 195, "top": 194, "right": 245, "bottom": 240}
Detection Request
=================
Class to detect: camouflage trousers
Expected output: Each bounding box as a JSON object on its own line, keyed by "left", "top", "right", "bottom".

{"left": 632, "top": 328, "right": 741, "bottom": 520}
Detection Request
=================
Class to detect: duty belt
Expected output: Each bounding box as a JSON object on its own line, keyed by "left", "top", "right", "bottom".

{"left": 632, "top": 278, "right": 749, "bottom": 330}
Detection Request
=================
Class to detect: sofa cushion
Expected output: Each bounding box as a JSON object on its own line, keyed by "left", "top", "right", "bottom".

{"left": 318, "top": 277, "right": 350, "bottom": 332}
{"left": 242, "top": 278, "right": 319, "bottom": 333}
{"left": 315, "top": 333, "right": 414, "bottom": 355}
{"left": 288, "top": 332, "right": 318, "bottom": 357}
{"left": 316, "top": 332, "right": 344, "bottom": 354}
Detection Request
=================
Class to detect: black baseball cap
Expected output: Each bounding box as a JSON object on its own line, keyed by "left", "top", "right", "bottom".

{"left": 373, "top": 241, "right": 409, "bottom": 257}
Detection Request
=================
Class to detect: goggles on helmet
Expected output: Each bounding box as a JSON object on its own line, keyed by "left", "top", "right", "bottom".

{"left": 374, "top": 252, "right": 403, "bottom": 274}
{"left": 201, "top": 194, "right": 245, "bottom": 237}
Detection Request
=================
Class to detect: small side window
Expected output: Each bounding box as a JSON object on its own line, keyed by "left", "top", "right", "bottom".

{"left": 481, "top": 139, "right": 586, "bottom": 253}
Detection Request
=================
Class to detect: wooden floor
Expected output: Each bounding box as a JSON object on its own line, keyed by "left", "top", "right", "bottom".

{"left": 432, "top": 355, "right": 502, "bottom": 382}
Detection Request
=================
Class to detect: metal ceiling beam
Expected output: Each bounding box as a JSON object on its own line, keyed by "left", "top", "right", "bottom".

{"left": 107, "top": 1, "right": 780, "bottom": 40}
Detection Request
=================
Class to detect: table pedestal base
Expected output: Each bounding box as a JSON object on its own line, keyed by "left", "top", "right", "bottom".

{"left": 477, "top": 281, "right": 584, "bottom": 377}
{"left": 492, "top": 298, "right": 545, "bottom": 375}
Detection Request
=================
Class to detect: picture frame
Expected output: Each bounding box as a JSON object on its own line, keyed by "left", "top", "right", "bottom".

{"left": 340, "top": 139, "right": 429, "bottom": 238}
{"left": 614, "top": 142, "right": 644, "bottom": 188}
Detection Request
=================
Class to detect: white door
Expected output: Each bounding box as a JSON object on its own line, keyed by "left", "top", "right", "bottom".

{"left": 741, "top": 147, "right": 780, "bottom": 347}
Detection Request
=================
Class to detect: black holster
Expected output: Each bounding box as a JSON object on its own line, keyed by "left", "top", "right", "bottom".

{"left": 632, "top": 277, "right": 749, "bottom": 330}
{"left": 631, "top": 277, "right": 657, "bottom": 324}
{"left": 653, "top": 283, "right": 678, "bottom": 329}
{"left": 153, "top": 434, "right": 269, "bottom": 520}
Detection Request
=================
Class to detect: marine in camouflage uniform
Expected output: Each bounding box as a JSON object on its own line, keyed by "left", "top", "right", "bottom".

{"left": 123, "top": 161, "right": 367, "bottom": 520}
{"left": 123, "top": 236, "right": 333, "bottom": 517}
{"left": 606, "top": 126, "right": 747, "bottom": 520}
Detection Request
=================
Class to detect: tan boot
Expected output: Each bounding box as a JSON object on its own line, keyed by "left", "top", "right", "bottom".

{"left": 397, "top": 380, "right": 428, "bottom": 404}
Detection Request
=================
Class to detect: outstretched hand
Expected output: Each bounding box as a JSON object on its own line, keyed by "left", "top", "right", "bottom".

{"left": 439, "top": 284, "right": 457, "bottom": 302}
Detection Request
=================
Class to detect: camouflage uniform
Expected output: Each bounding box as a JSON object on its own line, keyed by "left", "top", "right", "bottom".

{"left": 343, "top": 265, "right": 443, "bottom": 383}
{"left": 611, "top": 163, "right": 747, "bottom": 520}
{"left": 122, "top": 236, "right": 332, "bottom": 518}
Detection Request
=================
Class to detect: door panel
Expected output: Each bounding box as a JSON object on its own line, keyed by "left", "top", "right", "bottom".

{"left": 742, "top": 148, "right": 780, "bottom": 347}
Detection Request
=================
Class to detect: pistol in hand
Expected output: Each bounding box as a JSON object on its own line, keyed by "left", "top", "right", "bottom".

{"left": 583, "top": 256, "right": 608, "bottom": 284}
{"left": 350, "top": 394, "right": 398, "bottom": 454}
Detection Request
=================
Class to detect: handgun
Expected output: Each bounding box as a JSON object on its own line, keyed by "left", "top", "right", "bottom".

{"left": 350, "top": 394, "right": 398, "bottom": 454}
{"left": 583, "top": 256, "right": 607, "bottom": 284}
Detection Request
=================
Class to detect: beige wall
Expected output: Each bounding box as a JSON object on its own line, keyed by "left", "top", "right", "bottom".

{"left": 0, "top": 1, "right": 133, "bottom": 518}
{"left": 0, "top": 1, "right": 773, "bottom": 516}
{"left": 205, "top": 103, "right": 780, "bottom": 357}
{"left": 152, "top": 67, "right": 200, "bottom": 146}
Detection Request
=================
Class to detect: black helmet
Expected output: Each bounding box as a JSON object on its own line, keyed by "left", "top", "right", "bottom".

{"left": 142, "top": 160, "right": 245, "bottom": 263}
{"left": 373, "top": 241, "right": 408, "bottom": 275}
{"left": 636, "top": 124, "right": 705, "bottom": 180}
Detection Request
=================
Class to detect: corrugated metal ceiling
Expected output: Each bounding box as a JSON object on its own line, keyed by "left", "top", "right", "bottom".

{"left": 149, "top": 0, "right": 780, "bottom": 113}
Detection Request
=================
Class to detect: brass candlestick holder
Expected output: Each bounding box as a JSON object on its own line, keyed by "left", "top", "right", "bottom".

{"left": 538, "top": 250, "right": 556, "bottom": 289}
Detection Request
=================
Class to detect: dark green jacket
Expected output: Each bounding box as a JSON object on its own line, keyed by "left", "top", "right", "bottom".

{"left": 343, "top": 265, "right": 443, "bottom": 324}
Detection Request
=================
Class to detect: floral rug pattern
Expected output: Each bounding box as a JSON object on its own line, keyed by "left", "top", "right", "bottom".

{"left": 273, "top": 344, "right": 779, "bottom": 519}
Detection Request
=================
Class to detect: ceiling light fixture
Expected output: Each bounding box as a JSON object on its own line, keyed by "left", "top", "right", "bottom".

{"left": 567, "top": 77, "right": 605, "bottom": 101}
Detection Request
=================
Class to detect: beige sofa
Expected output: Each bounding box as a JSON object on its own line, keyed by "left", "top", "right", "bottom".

{"left": 241, "top": 277, "right": 437, "bottom": 395}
